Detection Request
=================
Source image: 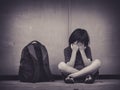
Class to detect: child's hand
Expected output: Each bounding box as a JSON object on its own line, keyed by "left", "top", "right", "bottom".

{"left": 71, "top": 43, "right": 79, "bottom": 52}
{"left": 68, "top": 73, "right": 77, "bottom": 78}
{"left": 78, "top": 44, "right": 86, "bottom": 51}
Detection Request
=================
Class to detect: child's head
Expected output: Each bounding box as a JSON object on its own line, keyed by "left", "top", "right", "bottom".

{"left": 69, "top": 28, "right": 90, "bottom": 46}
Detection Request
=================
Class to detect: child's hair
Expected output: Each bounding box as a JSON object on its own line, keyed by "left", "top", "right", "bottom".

{"left": 69, "top": 28, "right": 90, "bottom": 46}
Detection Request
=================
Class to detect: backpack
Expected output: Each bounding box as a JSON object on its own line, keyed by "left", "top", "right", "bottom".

{"left": 19, "top": 40, "right": 53, "bottom": 83}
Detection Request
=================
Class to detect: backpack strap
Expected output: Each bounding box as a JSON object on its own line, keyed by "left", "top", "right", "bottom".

{"left": 28, "top": 44, "right": 38, "bottom": 60}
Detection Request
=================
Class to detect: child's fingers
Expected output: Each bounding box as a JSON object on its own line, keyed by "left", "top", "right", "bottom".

{"left": 71, "top": 44, "right": 73, "bottom": 48}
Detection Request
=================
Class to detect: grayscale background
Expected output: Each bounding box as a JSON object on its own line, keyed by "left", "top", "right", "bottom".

{"left": 0, "top": 0, "right": 120, "bottom": 75}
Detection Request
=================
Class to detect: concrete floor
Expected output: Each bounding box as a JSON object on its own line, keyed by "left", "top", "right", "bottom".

{"left": 0, "top": 79, "right": 120, "bottom": 90}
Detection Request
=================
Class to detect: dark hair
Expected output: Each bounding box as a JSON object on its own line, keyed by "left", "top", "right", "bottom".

{"left": 69, "top": 28, "right": 90, "bottom": 46}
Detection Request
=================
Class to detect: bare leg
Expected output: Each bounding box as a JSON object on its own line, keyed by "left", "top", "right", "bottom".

{"left": 68, "top": 59, "right": 101, "bottom": 78}
{"left": 58, "top": 62, "right": 79, "bottom": 74}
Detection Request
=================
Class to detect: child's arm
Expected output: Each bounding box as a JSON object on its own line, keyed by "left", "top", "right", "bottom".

{"left": 66, "top": 44, "right": 78, "bottom": 67}
{"left": 79, "top": 45, "right": 92, "bottom": 66}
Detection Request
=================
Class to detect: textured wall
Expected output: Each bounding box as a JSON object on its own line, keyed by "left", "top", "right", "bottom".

{"left": 0, "top": 0, "right": 69, "bottom": 75}
{"left": 0, "top": 0, "right": 120, "bottom": 75}
{"left": 68, "top": 0, "right": 120, "bottom": 74}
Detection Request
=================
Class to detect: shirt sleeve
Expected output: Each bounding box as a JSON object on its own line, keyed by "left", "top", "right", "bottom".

{"left": 85, "top": 46, "right": 92, "bottom": 61}
{"left": 64, "top": 47, "right": 72, "bottom": 63}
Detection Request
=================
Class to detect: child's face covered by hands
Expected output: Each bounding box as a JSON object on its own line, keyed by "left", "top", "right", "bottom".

{"left": 71, "top": 41, "right": 86, "bottom": 51}
{"left": 77, "top": 42, "right": 86, "bottom": 50}
{"left": 71, "top": 41, "right": 79, "bottom": 52}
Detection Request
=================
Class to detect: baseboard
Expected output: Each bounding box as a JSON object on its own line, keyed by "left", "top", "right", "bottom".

{"left": 0, "top": 75, "right": 18, "bottom": 81}
{"left": 53, "top": 74, "right": 120, "bottom": 80}
{"left": 98, "top": 75, "right": 120, "bottom": 79}
{"left": 0, "top": 75, "right": 120, "bottom": 81}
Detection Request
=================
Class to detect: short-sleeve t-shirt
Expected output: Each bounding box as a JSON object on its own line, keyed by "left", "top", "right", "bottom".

{"left": 64, "top": 46, "right": 92, "bottom": 70}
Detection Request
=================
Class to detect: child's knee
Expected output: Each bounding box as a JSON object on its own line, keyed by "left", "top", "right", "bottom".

{"left": 58, "top": 62, "right": 66, "bottom": 70}
{"left": 94, "top": 59, "right": 102, "bottom": 68}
